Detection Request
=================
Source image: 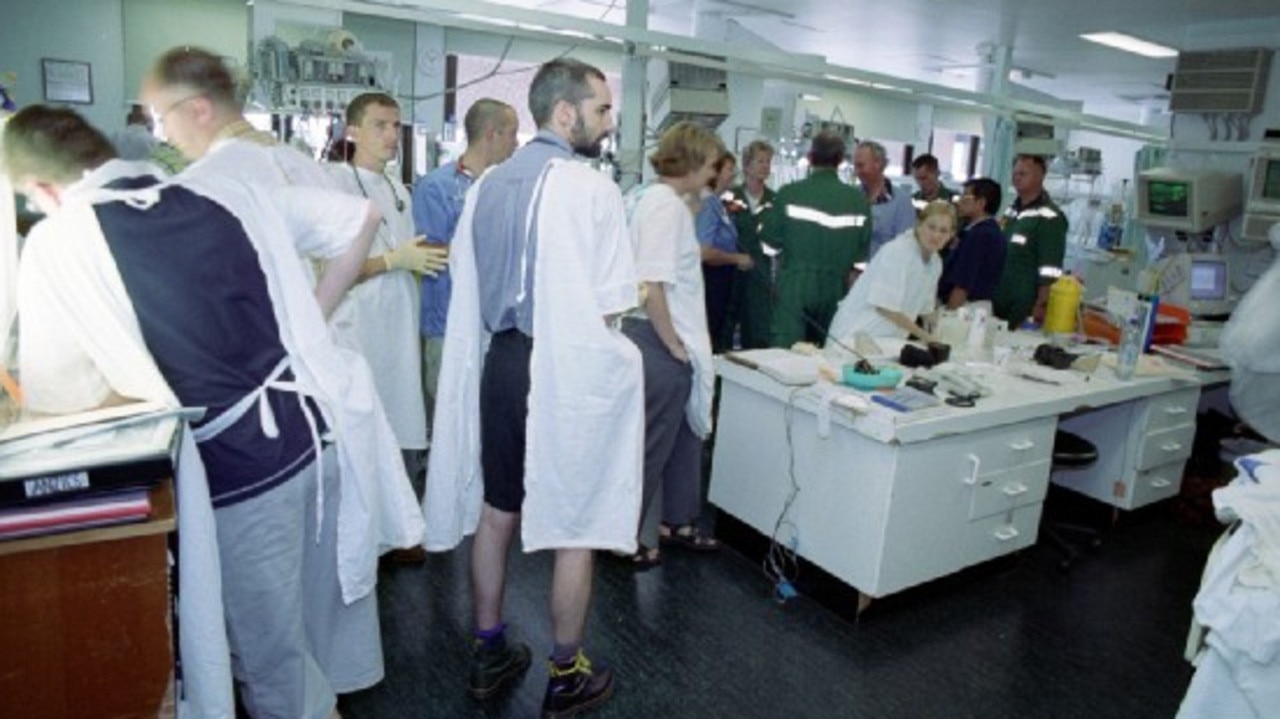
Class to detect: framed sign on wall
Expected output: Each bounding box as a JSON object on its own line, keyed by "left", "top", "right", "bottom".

{"left": 41, "top": 59, "right": 93, "bottom": 105}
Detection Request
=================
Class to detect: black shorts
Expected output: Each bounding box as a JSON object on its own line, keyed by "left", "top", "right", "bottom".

{"left": 479, "top": 329, "right": 532, "bottom": 513}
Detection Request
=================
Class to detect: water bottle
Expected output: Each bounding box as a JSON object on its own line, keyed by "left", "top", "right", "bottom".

{"left": 1115, "top": 317, "right": 1142, "bottom": 381}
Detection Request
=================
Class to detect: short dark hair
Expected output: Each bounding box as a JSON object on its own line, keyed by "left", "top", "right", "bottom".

{"left": 809, "top": 131, "right": 846, "bottom": 168}
{"left": 1, "top": 105, "right": 116, "bottom": 186}
{"left": 463, "top": 98, "right": 514, "bottom": 141}
{"left": 742, "top": 139, "right": 774, "bottom": 165}
{"left": 648, "top": 121, "right": 724, "bottom": 178}
{"left": 911, "top": 153, "right": 939, "bottom": 172}
{"left": 149, "top": 46, "right": 240, "bottom": 110}
{"left": 346, "top": 92, "right": 398, "bottom": 127}
{"left": 963, "top": 177, "right": 1003, "bottom": 215}
{"left": 709, "top": 149, "right": 736, "bottom": 188}
{"left": 528, "top": 59, "right": 606, "bottom": 128}
{"left": 1014, "top": 154, "right": 1047, "bottom": 174}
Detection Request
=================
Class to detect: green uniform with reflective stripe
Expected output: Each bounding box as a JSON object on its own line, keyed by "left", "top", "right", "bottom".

{"left": 992, "top": 192, "right": 1067, "bottom": 327}
{"left": 726, "top": 183, "right": 777, "bottom": 349}
{"left": 764, "top": 169, "right": 872, "bottom": 347}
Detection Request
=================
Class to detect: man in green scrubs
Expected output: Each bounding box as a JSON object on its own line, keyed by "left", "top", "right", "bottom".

{"left": 993, "top": 154, "right": 1068, "bottom": 328}
{"left": 726, "top": 139, "right": 777, "bottom": 349}
{"left": 765, "top": 131, "right": 872, "bottom": 347}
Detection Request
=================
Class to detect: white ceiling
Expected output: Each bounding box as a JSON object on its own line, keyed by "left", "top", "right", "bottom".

{"left": 489, "top": 0, "right": 1280, "bottom": 125}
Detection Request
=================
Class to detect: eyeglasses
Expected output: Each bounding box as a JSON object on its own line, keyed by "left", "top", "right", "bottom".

{"left": 150, "top": 94, "right": 202, "bottom": 126}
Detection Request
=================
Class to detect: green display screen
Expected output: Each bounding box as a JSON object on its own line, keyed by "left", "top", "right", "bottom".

{"left": 1147, "top": 180, "right": 1188, "bottom": 217}
{"left": 1262, "top": 159, "right": 1280, "bottom": 201}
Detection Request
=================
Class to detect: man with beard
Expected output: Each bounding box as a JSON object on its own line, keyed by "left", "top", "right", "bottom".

{"left": 425, "top": 59, "right": 643, "bottom": 718}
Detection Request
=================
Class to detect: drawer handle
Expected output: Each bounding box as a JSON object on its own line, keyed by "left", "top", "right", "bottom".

{"left": 963, "top": 453, "right": 981, "bottom": 486}
{"left": 1150, "top": 477, "right": 1173, "bottom": 488}
{"left": 1160, "top": 442, "right": 1183, "bottom": 453}
{"left": 1002, "top": 483, "right": 1029, "bottom": 497}
{"left": 1163, "top": 406, "right": 1188, "bottom": 415}
{"left": 993, "top": 526, "right": 1020, "bottom": 541}
{"left": 1008, "top": 439, "right": 1035, "bottom": 451}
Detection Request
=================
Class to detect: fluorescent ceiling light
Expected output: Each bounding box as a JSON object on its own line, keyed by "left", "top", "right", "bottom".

{"left": 1080, "top": 32, "right": 1178, "bottom": 58}
{"left": 798, "top": 92, "right": 822, "bottom": 101}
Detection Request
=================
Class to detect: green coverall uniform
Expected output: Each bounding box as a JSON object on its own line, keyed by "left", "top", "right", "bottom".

{"left": 992, "top": 192, "right": 1068, "bottom": 328}
{"left": 725, "top": 183, "right": 777, "bottom": 349}
{"left": 764, "top": 169, "right": 872, "bottom": 347}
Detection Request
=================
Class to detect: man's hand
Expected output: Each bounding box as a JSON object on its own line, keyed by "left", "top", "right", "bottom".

{"left": 735, "top": 253, "right": 755, "bottom": 272}
{"left": 384, "top": 237, "right": 449, "bottom": 276}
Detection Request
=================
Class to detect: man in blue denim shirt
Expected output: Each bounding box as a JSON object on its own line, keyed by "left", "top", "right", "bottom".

{"left": 412, "top": 99, "right": 518, "bottom": 436}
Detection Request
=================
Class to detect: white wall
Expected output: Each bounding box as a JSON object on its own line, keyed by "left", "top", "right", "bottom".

{"left": 124, "top": 0, "right": 247, "bottom": 104}
{"left": 0, "top": 0, "right": 127, "bottom": 135}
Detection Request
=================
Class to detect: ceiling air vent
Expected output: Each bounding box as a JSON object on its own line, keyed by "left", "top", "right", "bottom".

{"left": 1169, "top": 48, "right": 1273, "bottom": 114}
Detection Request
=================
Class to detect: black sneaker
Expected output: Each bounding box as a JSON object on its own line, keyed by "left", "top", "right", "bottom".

{"left": 541, "top": 650, "right": 614, "bottom": 718}
{"left": 468, "top": 638, "right": 531, "bottom": 699}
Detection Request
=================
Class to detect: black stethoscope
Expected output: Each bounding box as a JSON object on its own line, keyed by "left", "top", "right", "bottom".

{"left": 351, "top": 163, "right": 405, "bottom": 213}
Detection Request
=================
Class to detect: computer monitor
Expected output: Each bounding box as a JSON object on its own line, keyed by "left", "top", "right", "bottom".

{"left": 1135, "top": 168, "right": 1243, "bottom": 234}
{"left": 1242, "top": 149, "right": 1280, "bottom": 242}
{"left": 1185, "top": 253, "right": 1235, "bottom": 318}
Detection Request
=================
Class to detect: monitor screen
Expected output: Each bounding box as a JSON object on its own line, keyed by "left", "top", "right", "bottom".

{"left": 1261, "top": 158, "right": 1280, "bottom": 201}
{"left": 1147, "top": 180, "right": 1189, "bottom": 217}
{"left": 1189, "top": 258, "right": 1228, "bottom": 301}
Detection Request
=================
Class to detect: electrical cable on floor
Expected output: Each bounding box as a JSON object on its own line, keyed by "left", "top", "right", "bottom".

{"left": 763, "top": 387, "right": 804, "bottom": 604}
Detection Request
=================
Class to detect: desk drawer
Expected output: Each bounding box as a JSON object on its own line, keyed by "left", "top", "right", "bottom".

{"left": 965, "top": 504, "right": 1042, "bottom": 566}
{"left": 1141, "top": 388, "right": 1200, "bottom": 433}
{"left": 1135, "top": 423, "right": 1195, "bottom": 471}
{"left": 901, "top": 417, "right": 1056, "bottom": 485}
{"left": 1127, "top": 460, "right": 1186, "bottom": 508}
{"left": 968, "top": 461, "right": 1051, "bottom": 520}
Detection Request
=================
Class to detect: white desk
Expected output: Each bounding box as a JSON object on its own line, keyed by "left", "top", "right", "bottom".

{"left": 708, "top": 355, "right": 1205, "bottom": 604}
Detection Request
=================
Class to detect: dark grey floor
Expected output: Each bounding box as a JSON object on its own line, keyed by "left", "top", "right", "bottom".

{"left": 339, "top": 486, "right": 1224, "bottom": 719}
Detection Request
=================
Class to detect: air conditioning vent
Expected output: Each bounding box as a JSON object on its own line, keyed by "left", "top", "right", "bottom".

{"left": 648, "top": 56, "right": 730, "bottom": 131}
{"left": 1169, "top": 48, "right": 1273, "bottom": 114}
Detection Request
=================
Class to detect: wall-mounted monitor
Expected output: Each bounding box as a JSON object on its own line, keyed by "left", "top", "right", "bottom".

{"left": 1242, "top": 148, "right": 1280, "bottom": 242}
{"left": 1134, "top": 168, "right": 1243, "bottom": 234}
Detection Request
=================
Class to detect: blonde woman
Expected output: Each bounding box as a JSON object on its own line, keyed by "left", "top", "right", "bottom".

{"left": 828, "top": 200, "right": 956, "bottom": 345}
{"left": 621, "top": 121, "right": 723, "bottom": 568}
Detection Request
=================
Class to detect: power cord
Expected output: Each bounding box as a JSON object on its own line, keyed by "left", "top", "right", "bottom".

{"left": 763, "top": 387, "right": 804, "bottom": 603}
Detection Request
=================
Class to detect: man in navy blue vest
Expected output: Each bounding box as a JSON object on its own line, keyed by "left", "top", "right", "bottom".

{"left": 4, "top": 104, "right": 390, "bottom": 719}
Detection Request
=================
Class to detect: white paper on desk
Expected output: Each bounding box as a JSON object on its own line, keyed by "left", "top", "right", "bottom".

{"left": 0, "top": 415, "right": 182, "bottom": 481}
{"left": 0, "top": 401, "right": 171, "bottom": 443}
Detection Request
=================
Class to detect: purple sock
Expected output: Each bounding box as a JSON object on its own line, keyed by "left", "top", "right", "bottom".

{"left": 551, "top": 642, "right": 581, "bottom": 666}
{"left": 475, "top": 622, "right": 507, "bottom": 649}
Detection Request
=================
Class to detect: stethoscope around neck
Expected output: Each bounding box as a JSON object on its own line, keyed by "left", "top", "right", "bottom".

{"left": 350, "top": 163, "right": 405, "bottom": 213}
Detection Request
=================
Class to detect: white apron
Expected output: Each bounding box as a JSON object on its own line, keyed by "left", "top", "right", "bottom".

{"left": 175, "top": 170, "right": 426, "bottom": 603}
{"left": 182, "top": 142, "right": 426, "bottom": 597}
{"left": 1221, "top": 257, "right": 1280, "bottom": 443}
{"left": 425, "top": 158, "right": 644, "bottom": 553}
{"left": 1178, "top": 450, "right": 1280, "bottom": 718}
{"left": 17, "top": 170, "right": 232, "bottom": 718}
{"left": 324, "top": 164, "right": 427, "bottom": 450}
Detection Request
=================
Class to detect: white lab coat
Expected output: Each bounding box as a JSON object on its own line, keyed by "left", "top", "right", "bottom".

{"left": 185, "top": 143, "right": 426, "bottom": 600}
{"left": 324, "top": 164, "right": 427, "bottom": 450}
{"left": 1178, "top": 450, "right": 1280, "bottom": 719}
{"left": 17, "top": 162, "right": 233, "bottom": 718}
{"left": 1220, "top": 256, "right": 1280, "bottom": 443}
{"left": 1, "top": 169, "right": 17, "bottom": 368}
{"left": 425, "top": 158, "right": 643, "bottom": 553}
{"left": 828, "top": 228, "right": 941, "bottom": 344}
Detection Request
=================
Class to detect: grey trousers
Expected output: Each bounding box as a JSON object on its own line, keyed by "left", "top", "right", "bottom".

{"left": 216, "top": 445, "right": 383, "bottom": 719}
{"left": 623, "top": 318, "right": 704, "bottom": 550}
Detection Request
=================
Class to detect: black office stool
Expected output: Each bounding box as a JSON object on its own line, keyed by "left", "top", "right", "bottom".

{"left": 1042, "top": 430, "right": 1102, "bottom": 571}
